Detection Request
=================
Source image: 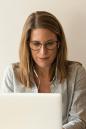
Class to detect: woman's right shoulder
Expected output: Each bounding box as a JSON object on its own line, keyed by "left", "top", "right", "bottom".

{"left": 3, "top": 62, "right": 20, "bottom": 76}
{"left": 3, "top": 64, "right": 13, "bottom": 77}
{"left": 0, "top": 63, "right": 20, "bottom": 93}
{"left": 0, "top": 62, "right": 20, "bottom": 85}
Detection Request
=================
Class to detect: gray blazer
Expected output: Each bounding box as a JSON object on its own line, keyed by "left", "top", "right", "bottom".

{"left": 0, "top": 61, "right": 86, "bottom": 129}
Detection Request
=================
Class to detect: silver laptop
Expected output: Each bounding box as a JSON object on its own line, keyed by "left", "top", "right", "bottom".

{"left": 0, "top": 93, "right": 62, "bottom": 129}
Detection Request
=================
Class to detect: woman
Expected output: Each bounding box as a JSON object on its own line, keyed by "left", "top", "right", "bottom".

{"left": 0, "top": 11, "right": 86, "bottom": 129}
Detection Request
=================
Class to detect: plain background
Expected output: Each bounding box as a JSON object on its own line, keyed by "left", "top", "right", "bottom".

{"left": 0, "top": 0, "right": 86, "bottom": 80}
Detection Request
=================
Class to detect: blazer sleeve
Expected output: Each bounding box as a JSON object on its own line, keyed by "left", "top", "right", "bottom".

{"left": 0, "top": 65, "right": 14, "bottom": 93}
{"left": 63, "top": 64, "right": 86, "bottom": 129}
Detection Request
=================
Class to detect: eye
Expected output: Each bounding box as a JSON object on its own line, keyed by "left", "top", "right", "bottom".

{"left": 31, "top": 41, "right": 41, "bottom": 46}
{"left": 46, "top": 41, "right": 54, "bottom": 46}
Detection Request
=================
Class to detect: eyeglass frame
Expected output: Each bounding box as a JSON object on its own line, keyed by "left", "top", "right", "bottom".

{"left": 29, "top": 40, "right": 59, "bottom": 51}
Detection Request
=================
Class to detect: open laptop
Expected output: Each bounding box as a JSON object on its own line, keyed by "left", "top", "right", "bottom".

{"left": 0, "top": 93, "right": 62, "bottom": 129}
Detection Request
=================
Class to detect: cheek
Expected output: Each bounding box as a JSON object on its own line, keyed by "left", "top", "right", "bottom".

{"left": 30, "top": 50, "right": 37, "bottom": 60}
{"left": 51, "top": 49, "right": 57, "bottom": 59}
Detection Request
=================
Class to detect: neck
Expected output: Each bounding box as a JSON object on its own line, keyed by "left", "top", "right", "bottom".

{"left": 35, "top": 66, "right": 50, "bottom": 78}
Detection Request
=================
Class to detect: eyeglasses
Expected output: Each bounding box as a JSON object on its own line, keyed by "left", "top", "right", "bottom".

{"left": 29, "top": 40, "right": 58, "bottom": 51}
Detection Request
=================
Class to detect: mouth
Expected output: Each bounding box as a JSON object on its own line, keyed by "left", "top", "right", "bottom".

{"left": 39, "top": 57, "right": 49, "bottom": 59}
{"left": 38, "top": 57, "right": 49, "bottom": 60}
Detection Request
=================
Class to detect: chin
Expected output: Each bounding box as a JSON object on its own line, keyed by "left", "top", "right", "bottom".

{"left": 37, "top": 63, "right": 51, "bottom": 69}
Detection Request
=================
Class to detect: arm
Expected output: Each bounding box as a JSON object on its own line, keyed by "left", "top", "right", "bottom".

{"left": 0, "top": 65, "right": 14, "bottom": 93}
{"left": 63, "top": 64, "right": 86, "bottom": 129}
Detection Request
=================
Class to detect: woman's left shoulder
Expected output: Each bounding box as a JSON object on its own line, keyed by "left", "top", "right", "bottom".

{"left": 67, "top": 60, "right": 85, "bottom": 72}
{"left": 66, "top": 60, "right": 86, "bottom": 80}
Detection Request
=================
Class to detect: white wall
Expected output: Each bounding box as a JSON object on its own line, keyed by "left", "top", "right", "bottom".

{"left": 0, "top": 0, "right": 86, "bottom": 80}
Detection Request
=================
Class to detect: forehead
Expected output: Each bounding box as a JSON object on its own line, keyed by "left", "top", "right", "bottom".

{"left": 30, "top": 28, "right": 57, "bottom": 41}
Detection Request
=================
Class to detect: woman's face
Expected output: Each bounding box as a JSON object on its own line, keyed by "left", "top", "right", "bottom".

{"left": 30, "top": 28, "right": 58, "bottom": 69}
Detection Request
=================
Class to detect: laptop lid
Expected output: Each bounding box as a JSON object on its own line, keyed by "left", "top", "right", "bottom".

{"left": 0, "top": 93, "right": 62, "bottom": 129}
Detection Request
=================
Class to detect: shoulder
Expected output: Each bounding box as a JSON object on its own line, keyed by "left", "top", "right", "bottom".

{"left": 0, "top": 64, "right": 14, "bottom": 92}
{"left": 66, "top": 60, "right": 85, "bottom": 73}
{"left": 66, "top": 60, "right": 86, "bottom": 83}
{"left": 3, "top": 62, "right": 19, "bottom": 77}
{"left": 67, "top": 60, "right": 82, "bottom": 67}
{"left": 0, "top": 63, "right": 20, "bottom": 93}
{"left": 3, "top": 64, "right": 14, "bottom": 78}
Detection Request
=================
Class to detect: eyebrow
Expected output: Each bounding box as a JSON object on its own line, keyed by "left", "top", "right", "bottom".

{"left": 30, "top": 39, "right": 57, "bottom": 42}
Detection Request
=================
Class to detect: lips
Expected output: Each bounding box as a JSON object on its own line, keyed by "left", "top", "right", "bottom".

{"left": 39, "top": 57, "right": 49, "bottom": 59}
{"left": 38, "top": 57, "right": 49, "bottom": 61}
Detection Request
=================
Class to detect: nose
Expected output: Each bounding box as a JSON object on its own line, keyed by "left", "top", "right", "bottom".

{"left": 39, "top": 45, "right": 47, "bottom": 56}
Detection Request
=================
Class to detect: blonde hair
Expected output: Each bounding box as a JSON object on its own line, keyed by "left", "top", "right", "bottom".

{"left": 13, "top": 11, "right": 68, "bottom": 87}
